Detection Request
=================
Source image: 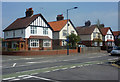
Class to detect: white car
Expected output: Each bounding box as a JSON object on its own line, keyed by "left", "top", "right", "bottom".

{"left": 110, "top": 47, "right": 120, "bottom": 55}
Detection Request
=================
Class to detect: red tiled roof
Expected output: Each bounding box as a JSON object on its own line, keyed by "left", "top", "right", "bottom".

{"left": 29, "top": 36, "right": 51, "bottom": 39}
{"left": 113, "top": 31, "right": 120, "bottom": 36}
{"left": 76, "top": 25, "right": 96, "bottom": 35}
{"left": 3, "top": 14, "right": 52, "bottom": 31}
{"left": 48, "top": 19, "right": 69, "bottom": 31}
{"left": 100, "top": 27, "right": 110, "bottom": 36}
{"left": 3, "top": 37, "right": 25, "bottom": 42}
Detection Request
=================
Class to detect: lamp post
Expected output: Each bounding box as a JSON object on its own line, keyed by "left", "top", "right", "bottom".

{"left": 67, "top": 7, "right": 78, "bottom": 55}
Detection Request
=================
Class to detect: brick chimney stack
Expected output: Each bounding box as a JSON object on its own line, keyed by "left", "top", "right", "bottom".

{"left": 56, "top": 14, "right": 64, "bottom": 21}
{"left": 25, "top": 8, "right": 34, "bottom": 17}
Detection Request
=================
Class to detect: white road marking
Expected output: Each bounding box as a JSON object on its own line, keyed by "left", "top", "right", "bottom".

{"left": 22, "top": 75, "right": 33, "bottom": 79}
{"left": 44, "top": 71, "right": 51, "bottom": 73}
{"left": 52, "top": 69, "right": 60, "bottom": 71}
{"left": 3, "top": 77, "right": 15, "bottom": 80}
{"left": 31, "top": 76, "right": 52, "bottom": 81}
{"left": 70, "top": 66, "right": 76, "bottom": 69}
{"left": 12, "top": 63, "right": 16, "bottom": 67}
{"left": 10, "top": 79, "right": 20, "bottom": 81}
{"left": 61, "top": 68, "right": 68, "bottom": 70}
{"left": 30, "top": 73, "right": 38, "bottom": 75}
{"left": 18, "top": 75, "right": 29, "bottom": 78}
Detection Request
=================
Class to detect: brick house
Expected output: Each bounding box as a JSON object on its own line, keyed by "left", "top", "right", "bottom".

{"left": 100, "top": 27, "right": 115, "bottom": 47}
{"left": 113, "top": 31, "right": 120, "bottom": 46}
{"left": 48, "top": 14, "right": 78, "bottom": 49}
{"left": 3, "top": 8, "right": 53, "bottom": 51}
{"left": 76, "top": 22, "right": 103, "bottom": 47}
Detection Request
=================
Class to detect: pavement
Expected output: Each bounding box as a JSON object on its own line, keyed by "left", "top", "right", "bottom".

{"left": 2, "top": 51, "right": 120, "bottom": 82}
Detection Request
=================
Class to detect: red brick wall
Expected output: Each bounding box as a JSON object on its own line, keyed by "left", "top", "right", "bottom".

{"left": 2, "top": 49, "right": 78, "bottom": 56}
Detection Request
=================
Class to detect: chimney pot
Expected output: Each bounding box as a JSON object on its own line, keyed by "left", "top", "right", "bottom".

{"left": 56, "top": 14, "right": 64, "bottom": 21}
{"left": 25, "top": 8, "right": 34, "bottom": 17}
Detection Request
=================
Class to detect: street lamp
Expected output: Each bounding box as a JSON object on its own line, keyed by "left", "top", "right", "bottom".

{"left": 67, "top": 7, "right": 78, "bottom": 55}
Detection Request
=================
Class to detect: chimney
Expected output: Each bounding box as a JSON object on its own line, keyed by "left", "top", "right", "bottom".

{"left": 56, "top": 14, "right": 64, "bottom": 21}
{"left": 85, "top": 20, "right": 91, "bottom": 27}
{"left": 25, "top": 8, "right": 34, "bottom": 17}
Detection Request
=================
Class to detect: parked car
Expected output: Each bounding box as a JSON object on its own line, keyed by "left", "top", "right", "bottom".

{"left": 107, "top": 46, "right": 117, "bottom": 53}
{"left": 110, "top": 47, "right": 120, "bottom": 56}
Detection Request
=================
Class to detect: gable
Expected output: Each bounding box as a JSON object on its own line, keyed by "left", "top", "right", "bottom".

{"left": 30, "top": 16, "right": 48, "bottom": 27}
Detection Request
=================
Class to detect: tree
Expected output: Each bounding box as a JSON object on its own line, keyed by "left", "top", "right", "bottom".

{"left": 66, "top": 33, "right": 80, "bottom": 48}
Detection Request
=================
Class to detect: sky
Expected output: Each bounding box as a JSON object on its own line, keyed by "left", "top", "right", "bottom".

{"left": 1, "top": 2, "right": 119, "bottom": 37}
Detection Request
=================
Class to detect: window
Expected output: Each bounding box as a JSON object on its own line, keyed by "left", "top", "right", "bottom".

{"left": 21, "top": 29, "right": 23, "bottom": 34}
{"left": 71, "top": 30, "right": 74, "bottom": 34}
{"left": 43, "top": 40, "right": 51, "bottom": 47}
{"left": 6, "top": 32, "right": 8, "bottom": 36}
{"left": 110, "top": 35, "right": 112, "bottom": 39}
{"left": 94, "top": 42, "right": 97, "bottom": 46}
{"left": 62, "top": 40, "right": 66, "bottom": 46}
{"left": 13, "top": 30, "right": 15, "bottom": 37}
{"left": 43, "top": 28, "right": 48, "bottom": 35}
{"left": 99, "top": 42, "right": 103, "bottom": 46}
{"left": 63, "top": 30, "right": 67, "bottom": 36}
{"left": 31, "top": 26, "right": 37, "bottom": 34}
{"left": 93, "top": 33, "right": 96, "bottom": 38}
{"left": 30, "top": 39, "right": 39, "bottom": 47}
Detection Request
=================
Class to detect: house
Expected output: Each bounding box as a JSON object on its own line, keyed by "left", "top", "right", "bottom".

{"left": 48, "top": 14, "right": 78, "bottom": 49}
{"left": 3, "top": 8, "right": 53, "bottom": 51}
{"left": 76, "top": 21, "right": 103, "bottom": 47}
{"left": 100, "top": 27, "right": 115, "bottom": 47}
{"left": 113, "top": 31, "right": 120, "bottom": 46}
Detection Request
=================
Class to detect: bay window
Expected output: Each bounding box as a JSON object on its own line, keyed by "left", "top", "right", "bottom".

{"left": 43, "top": 28, "right": 48, "bottom": 35}
{"left": 31, "top": 26, "right": 37, "bottom": 34}
{"left": 30, "top": 39, "right": 39, "bottom": 48}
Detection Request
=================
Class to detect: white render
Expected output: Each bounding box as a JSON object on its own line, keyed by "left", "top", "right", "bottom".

{"left": 4, "top": 29, "right": 25, "bottom": 39}
{"left": 104, "top": 29, "right": 114, "bottom": 41}
{"left": 79, "top": 35, "right": 91, "bottom": 41}
{"left": 91, "top": 27, "right": 102, "bottom": 40}
{"left": 59, "top": 21, "right": 78, "bottom": 40}
{"left": 4, "top": 15, "right": 53, "bottom": 39}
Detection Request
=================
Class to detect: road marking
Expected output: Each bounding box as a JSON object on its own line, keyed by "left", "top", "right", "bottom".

{"left": 31, "top": 76, "right": 52, "bottom": 81}
{"left": 22, "top": 75, "right": 33, "bottom": 79}
{"left": 10, "top": 78, "right": 20, "bottom": 81}
{"left": 52, "top": 69, "right": 60, "bottom": 71}
{"left": 70, "top": 66, "right": 76, "bottom": 69}
{"left": 18, "top": 75, "right": 29, "bottom": 78}
{"left": 44, "top": 71, "right": 51, "bottom": 73}
{"left": 12, "top": 63, "right": 16, "bottom": 67}
{"left": 3, "top": 77, "right": 15, "bottom": 80}
{"left": 61, "top": 68, "right": 68, "bottom": 70}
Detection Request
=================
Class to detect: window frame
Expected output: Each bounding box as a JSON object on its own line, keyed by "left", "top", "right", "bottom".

{"left": 63, "top": 30, "right": 67, "bottom": 36}
{"left": 43, "top": 40, "right": 51, "bottom": 47}
{"left": 30, "top": 39, "right": 39, "bottom": 48}
{"left": 30, "top": 26, "right": 37, "bottom": 34}
{"left": 43, "top": 28, "right": 48, "bottom": 35}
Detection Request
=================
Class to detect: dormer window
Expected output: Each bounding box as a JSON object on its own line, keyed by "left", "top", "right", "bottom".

{"left": 31, "top": 26, "right": 37, "bottom": 34}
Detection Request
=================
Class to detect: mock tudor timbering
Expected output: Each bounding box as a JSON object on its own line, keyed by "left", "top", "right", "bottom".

{"left": 3, "top": 8, "right": 53, "bottom": 51}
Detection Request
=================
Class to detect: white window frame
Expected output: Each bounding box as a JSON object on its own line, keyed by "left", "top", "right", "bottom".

{"left": 99, "top": 42, "right": 103, "bottom": 46}
{"left": 62, "top": 40, "right": 67, "bottom": 46}
{"left": 43, "top": 40, "right": 51, "bottom": 47}
{"left": 43, "top": 28, "right": 48, "bottom": 35}
{"left": 93, "top": 32, "right": 96, "bottom": 38}
{"left": 94, "top": 42, "right": 97, "bottom": 46}
{"left": 63, "top": 30, "right": 67, "bottom": 36}
{"left": 30, "top": 39, "right": 39, "bottom": 48}
{"left": 13, "top": 30, "right": 15, "bottom": 37}
{"left": 30, "top": 26, "right": 37, "bottom": 34}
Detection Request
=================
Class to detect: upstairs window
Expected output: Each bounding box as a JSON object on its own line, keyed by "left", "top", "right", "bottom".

{"left": 13, "top": 30, "right": 15, "bottom": 37}
{"left": 43, "top": 28, "right": 48, "bottom": 35}
{"left": 63, "top": 30, "right": 67, "bottom": 36}
{"left": 31, "top": 26, "right": 37, "bottom": 34}
{"left": 93, "top": 32, "right": 96, "bottom": 38}
{"left": 21, "top": 29, "right": 23, "bottom": 34}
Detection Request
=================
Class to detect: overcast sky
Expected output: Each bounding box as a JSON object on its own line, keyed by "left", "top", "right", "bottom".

{"left": 1, "top": 2, "right": 119, "bottom": 37}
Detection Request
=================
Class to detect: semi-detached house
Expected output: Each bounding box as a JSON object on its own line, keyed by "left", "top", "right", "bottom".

{"left": 3, "top": 8, "right": 53, "bottom": 51}
{"left": 48, "top": 14, "right": 78, "bottom": 49}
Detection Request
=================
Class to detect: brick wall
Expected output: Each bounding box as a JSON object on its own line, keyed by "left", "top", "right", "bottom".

{"left": 2, "top": 49, "right": 77, "bottom": 56}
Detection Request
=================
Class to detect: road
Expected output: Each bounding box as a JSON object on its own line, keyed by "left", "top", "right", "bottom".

{"left": 2, "top": 51, "right": 120, "bottom": 82}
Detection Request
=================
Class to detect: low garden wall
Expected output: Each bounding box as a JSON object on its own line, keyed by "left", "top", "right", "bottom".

{"left": 2, "top": 47, "right": 101, "bottom": 56}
